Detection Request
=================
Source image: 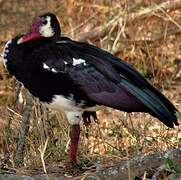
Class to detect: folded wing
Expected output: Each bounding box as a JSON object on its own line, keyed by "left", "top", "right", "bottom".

{"left": 43, "top": 37, "right": 179, "bottom": 128}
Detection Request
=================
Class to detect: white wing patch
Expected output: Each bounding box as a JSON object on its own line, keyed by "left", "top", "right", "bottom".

{"left": 43, "top": 63, "right": 50, "bottom": 69}
{"left": 72, "top": 58, "right": 86, "bottom": 66}
{"left": 1, "top": 40, "right": 12, "bottom": 68}
{"left": 120, "top": 74, "right": 126, "bottom": 79}
{"left": 43, "top": 63, "right": 57, "bottom": 73}
{"left": 40, "top": 16, "right": 55, "bottom": 37}
{"left": 52, "top": 68, "right": 57, "bottom": 73}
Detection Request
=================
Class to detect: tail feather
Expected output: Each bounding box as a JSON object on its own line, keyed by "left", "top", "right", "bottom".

{"left": 145, "top": 83, "right": 178, "bottom": 114}
{"left": 120, "top": 79, "right": 179, "bottom": 128}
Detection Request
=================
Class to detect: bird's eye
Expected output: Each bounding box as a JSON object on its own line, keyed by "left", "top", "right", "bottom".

{"left": 42, "top": 19, "right": 47, "bottom": 25}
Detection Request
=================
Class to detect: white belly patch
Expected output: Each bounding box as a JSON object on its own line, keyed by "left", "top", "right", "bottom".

{"left": 48, "top": 94, "right": 77, "bottom": 112}
{"left": 47, "top": 94, "right": 101, "bottom": 112}
{"left": 46, "top": 94, "right": 102, "bottom": 125}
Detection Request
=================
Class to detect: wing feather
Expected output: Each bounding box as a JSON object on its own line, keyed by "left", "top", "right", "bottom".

{"left": 56, "top": 38, "right": 177, "bottom": 114}
{"left": 41, "top": 38, "right": 178, "bottom": 127}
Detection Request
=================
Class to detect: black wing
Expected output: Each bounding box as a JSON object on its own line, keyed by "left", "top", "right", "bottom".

{"left": 42, "top": 37, "right": 178, "bottom": 127}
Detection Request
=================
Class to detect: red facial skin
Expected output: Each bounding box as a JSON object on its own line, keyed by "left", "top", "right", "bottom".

{"left": 69, "top": 125, "right": 80, "bottom": 164}
{"left": 18, "top": 32, "right": 42, "bottom": 44}
{"left": 18, "top": 17, "right": 43, "bottom": 44}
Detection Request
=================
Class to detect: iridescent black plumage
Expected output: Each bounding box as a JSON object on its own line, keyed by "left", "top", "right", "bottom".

{"left": 5, "top": 35, "right": 178, "bottom": 128}
{"left": 3, "top": 12, "right": 179, "bottom": 164}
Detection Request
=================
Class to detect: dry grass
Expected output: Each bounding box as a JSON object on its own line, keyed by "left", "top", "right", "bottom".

{"left": 0, "top": 0, "right": 180, "bottom": 177}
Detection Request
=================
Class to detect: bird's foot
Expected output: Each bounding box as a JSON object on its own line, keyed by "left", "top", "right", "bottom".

{"left": 82, "top": 111, "right": 98, "bottom": 138}
{"left": 82, "top": 111, "right": 98, "bottom": 127}
{"left": 65, "top": 159, "right": 95, "bottom": 175}
{"left": 65, "top": 161, "right": 83, "bottom": 175}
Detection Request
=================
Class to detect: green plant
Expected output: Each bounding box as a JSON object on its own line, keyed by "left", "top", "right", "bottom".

{"left": 164, "top": 154, "right": 181, "bottom": 178}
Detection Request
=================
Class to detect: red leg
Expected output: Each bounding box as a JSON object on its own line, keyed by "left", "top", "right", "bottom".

{"left": 69, "top": 124, "right": 80, "bottom": 165}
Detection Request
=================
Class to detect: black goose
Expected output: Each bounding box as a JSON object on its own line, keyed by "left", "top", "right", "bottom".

{"left": 2, "top": 12, "right": 179, "bottom": 165}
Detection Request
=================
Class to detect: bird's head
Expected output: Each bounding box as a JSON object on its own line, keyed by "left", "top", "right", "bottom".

{"left": 17, "top": 12, "right": 61, "bottom": 44}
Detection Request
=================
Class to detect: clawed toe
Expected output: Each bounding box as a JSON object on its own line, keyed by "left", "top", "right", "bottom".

{"left": 82, "top": 111, "right": 98, "bottom": 126}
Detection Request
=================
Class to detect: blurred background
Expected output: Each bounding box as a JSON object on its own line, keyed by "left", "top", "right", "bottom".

{"left": 0, "top": 0, "right": 180, "bottom": 177}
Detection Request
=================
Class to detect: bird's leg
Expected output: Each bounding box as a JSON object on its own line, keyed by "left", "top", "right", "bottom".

{"left": 69, "top": 124, "right": 80, "bottom": 165}
{"left": 66, "top": 111, "right": 82, "bottom": 166}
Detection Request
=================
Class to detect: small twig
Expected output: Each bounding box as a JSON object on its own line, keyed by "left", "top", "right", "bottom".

{"left": 157, "top": 4, "right": 181, "bottom": 30}
{"left": 76, "top": 12, "right": 122, "bottom": 41}
{"left": 7, "top": 107, "right": 22, "bottom": 118}
{"left": 111, "top": 19, "right": 125, "bottom": 54}
{"left": 128, "top": 0, "right": 181, "bottom": 21}
{"left": 38, "top": 137, "right": 49, "bottom": 177}
{"left": 127, "top": 28, "right": 181, "bottom": 43}
{"left": 12, "top": 82, "right": 22, "bottom": 108}
{"left": 15, "top": 93, "right": 33, "bottom": 166}
{"left": 145, "top": 41, "right": 155, "bottom": 78}
{"left": 125, "top": 139, "right": 131, "bottom": 180}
